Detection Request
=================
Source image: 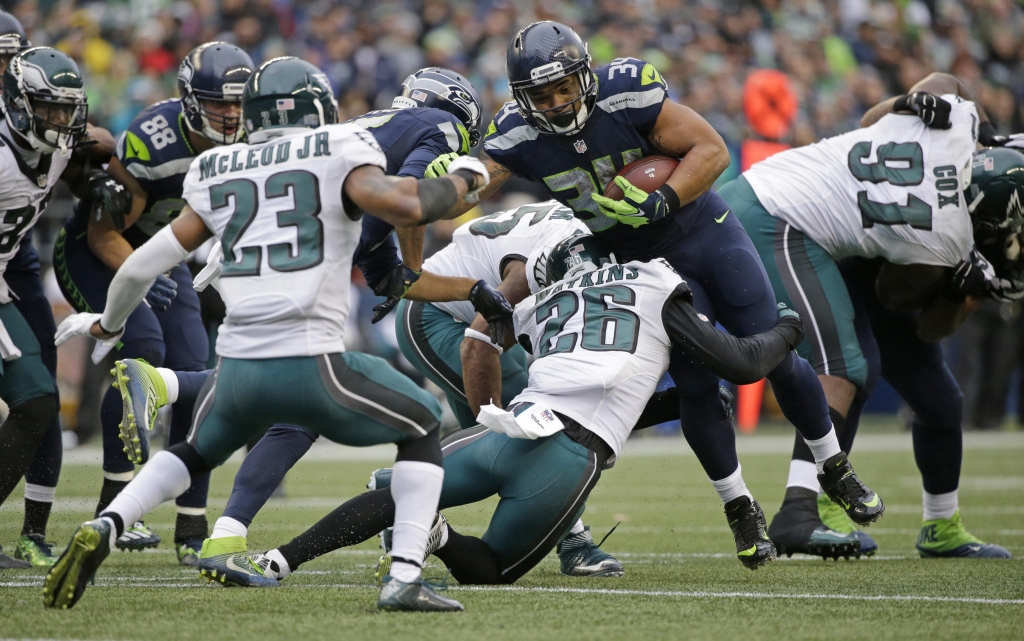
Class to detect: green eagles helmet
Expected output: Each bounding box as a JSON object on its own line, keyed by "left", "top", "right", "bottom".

{"left": 2, "top": 47, "right": 87, "bottom": 154}
{"left": 241, "top": 56, "right": 338, "bottom": 144}
{"left": 544, "top": 233, "right": 615, "bottom": 287}
{"left": 966, "top": 147, "right": 1024, "bottom": 284}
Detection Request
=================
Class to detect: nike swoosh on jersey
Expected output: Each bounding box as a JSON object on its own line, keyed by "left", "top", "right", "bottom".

{"left": 714, "top": 210, "right": 730, "bottom": 223}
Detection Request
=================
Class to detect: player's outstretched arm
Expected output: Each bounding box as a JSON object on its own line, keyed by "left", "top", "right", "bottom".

{"left": 647, "top": 100, "right": 730, "bottom": 208}
{"left": 343, "top": 162, "right": 488, "bottom": 228}
{"left": 861, "top": 72, "right": 991, "bottom": 128}
{"left": 875, "top": 261, "right": 982, "bottom": 342}
{"left": 662, "top": 287, "right": 804, "bottom": 385}
{"left": 440, "top": 150, "right": 515, "bottom": 219}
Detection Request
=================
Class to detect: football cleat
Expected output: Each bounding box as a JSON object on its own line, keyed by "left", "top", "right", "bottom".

{"left": 817, "top": 452, "right": 884, "bottom": 526}
{"left": 724, "top": 495, "right": 777, "bottom": 569}
{"left": 115, "top": 521, "right": 161, "bottom": 551}
{"left": 176, "top": 539, "right": 203, "bottom": 567}
{"left": 378, "top": 575, "right": 464, "bottom": 612}
{"left": 818, "top": 493, "right": 877, "bottom": 556}
{"left": 0, "top": 546, "right": 32, "bottom": 569}
{"left": 769, "top": 487, "right": 862, "bottom": 560}
{"left": 557, "top": 526, "right": 624, "bottom": 577}
{"left": 916, "top": 511, "right": 1012, "bottom": 559}
{"left": 42, "top": 519, "right": 111, "bottom": 609}
{"left": 111, "top": 359, "right": 168, "bottom": 465}
{"left": 198, "top": 536, "right": 280, "bottom": 587}
{"left": 14, "top": 534, "right": 60, "bottom": 568}
{"left": 375, "top": 513, "right": 449, "bottom": 585}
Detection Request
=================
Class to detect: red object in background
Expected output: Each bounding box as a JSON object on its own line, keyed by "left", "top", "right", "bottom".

{"left": 740, "top": 139, "right": 792, "bottom": 171}
{"left": 744, "top": 69, "right": 798, "bottom": 142}
{"left": 138, "top": 48, "right": 176, "bottom": 75}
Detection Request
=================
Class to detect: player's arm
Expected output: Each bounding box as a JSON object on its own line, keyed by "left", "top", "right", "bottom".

{"left": 436, "top": 150, "right": 515, "bottom": 220}
{"left": 86, "top": 156, "right": 149, "bottom": 270}
{"left": 77, "top": 125, "right": 117, "bottom": 163}
{"left": 461, "top": 260, "right": 531, "bottom": 417}
{"left": 875, "top": 261, "right": 979, "bottom": 341}
{"left": 55, "top": 206, "right": 212, "bottom": 346}
{"left": 647, "top": 100, "right": 730, "bottom": 207}
{"left": 861, "top": 72, "right": 990, "bottom": 128}
{"left": 662, "top": 285, "right": 804, "bottom": 385}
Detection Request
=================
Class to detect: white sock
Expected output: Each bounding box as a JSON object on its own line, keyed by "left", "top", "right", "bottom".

{"left": 157, "top": 367, "right": 179, "bottom": 404}
{"left": 786, "top": 460, "right": 820, "bottom": 492}
{"left": 103, "top": 451, "right": 191, "bottom": 528}
{"left": 923, "top": 489, "right": 958, "bottom": 521}
{"left": 570, "top": 519, "right": 586, "bottom": 536}
{"left": 389, "top": 460, "right": 444, "bottom": 582}
{"left": 265, "top": 548, "right": 291, "bottom": 579}
{"left": 104, "top": 470, "right": 135, "bottom": 482}
{"left": 98, "top": 516, "right": 118, "bottom": 549}
{"left": 709, "top": 465, "right": 752, "bottom": 504}
{"left": 25, "top": 483, "right": 56, "bottom": 503}
{"left": 804, "top": 428, "right": 841, "bottom": 471}
{"left": 211, "top": 516, "right": 247, "bottom": 539}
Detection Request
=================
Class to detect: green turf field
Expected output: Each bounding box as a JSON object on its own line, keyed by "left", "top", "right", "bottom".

{"left": 2, "top": 422, "right": 1022, "bottom": 641}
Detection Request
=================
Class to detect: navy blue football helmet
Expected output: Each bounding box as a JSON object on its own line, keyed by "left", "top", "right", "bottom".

{"left": 392, "top": 67, "right": 483, "bottom": 148}
{"left": 178, "top": 42, "right": 254, "bottom": 144}
{"left": 506, "top": 21, "right": 596, "bottom": 136}
{"left": 0, "top": 10, "right": 29, "bottom": 58}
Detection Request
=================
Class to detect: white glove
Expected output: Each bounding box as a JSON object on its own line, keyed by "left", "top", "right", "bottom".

{"left": 193, "top": 242, "right": 224, "bottom": 292}
{"left": 986, "top": 132, "right": 1024, "bottom": 149}
{"left": 55, "top": 312, "right": 124, "bottom": 364}
{"left": 476, "top": 402, "right": 564, "bottom": 440}
{"left": 447, "top": 155, "right": 490, "bottom": 204}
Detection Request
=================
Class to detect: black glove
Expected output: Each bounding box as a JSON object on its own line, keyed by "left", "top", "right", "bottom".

{"left": 776, "top": 302, "right": 805, "bottom": 349}
{"left": 893, "top": 92, "right": 952, "bottom": 129}
{"left": 468, "top": 280, "right": 514, "bottom": 345}
{"left": 370, "top": 263, "right": 420, "bottom": 324}
{"left": 944, "top": 253, "right": 990, "bottom": 302}
{"left": 88, "top": 171, "right": 133, "bottom": 232}
{"left": 719, "top": 386, "right": 736, "bottom": 424}
{"left": 145, "top": 274, "right": 178, "bottom": 311}
{"left": 977, "top": 121, "right": 1024, "bottom": 149}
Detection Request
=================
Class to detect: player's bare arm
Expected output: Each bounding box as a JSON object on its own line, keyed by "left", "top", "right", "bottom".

{"left": 875, "top": 262, "right": 975, "bottom": 341}
{"left": 647, "top": 100, "right": 730, "bottom": 207}
{"left": 86, "top": 156, "right": 149, "bottom": 270}
{"left": 343, "top": 163, "right": 485, "bottom": 227}
{"left": 441, "top": 149, "right": 514, "bottom": 219}
{"left": 462, "top": 260, "right": 529, "bottom": 416}
{"left": 861, "top": 72, "right": 990, "bottom": 128}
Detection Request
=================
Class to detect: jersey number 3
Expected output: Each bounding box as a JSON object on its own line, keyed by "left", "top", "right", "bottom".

{"left": 210, "top": 169, "right": 323, "bottom": 277}
{"left": 848, "top": 141, "right": 932, "bottom": 231}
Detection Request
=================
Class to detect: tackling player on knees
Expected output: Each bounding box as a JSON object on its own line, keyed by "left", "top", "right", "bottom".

{"left": 45, "top": 56, "right": 492, "bottom": 612}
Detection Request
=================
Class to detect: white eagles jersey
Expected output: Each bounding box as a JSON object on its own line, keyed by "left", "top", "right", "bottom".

{"left": 512, "top": 257, "right": 682, "bottom": 457}
{"left": 423, "top": 201, "right": 588, "bottom": 323}
{"left": 744, "top": 94, "right": 978, "bottom": 267}
{"left": 0, "top": 121, "right": 70, "bottom": 303}
{"left": 181, "top": 123, "right": 387, "bottom": 359}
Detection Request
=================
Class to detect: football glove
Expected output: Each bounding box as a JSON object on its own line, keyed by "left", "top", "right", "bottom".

{"left": 425, "top": 152, "right": 461, "bottom": 178}
{"left": 55, "top": 312, "right": 123, "bottom": 364}
{"left": 945, "top": 251, "right": 992, "bottom": 302}
{"left": 978, "top": 121, "right": 1024, "bottom": 149}
{"left": 591, "top": 176, "right": 670, "bottom": 228}
{"left": 145, "top": 274, "right": 178, "bottom": 311}
{"left": 88, "top": 171, "right": 133, "bottom": 232}
{"left": 447, "top": 156, "right": 490, "bottom": 204}
{"left": 893, "top": 92, "right": 952, "bottom": 129}
{"left": 468, "top": 280, "right": 514, "bottom": 345}
{"left": 371, "top": 263, "right": 421, "bottom": 324}
{"left": 193, "top": 243, "right": 224, "bottom": 292}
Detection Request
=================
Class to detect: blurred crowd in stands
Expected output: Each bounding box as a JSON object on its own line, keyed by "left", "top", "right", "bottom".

{"left": 6, "top": 0, "right": 1024, "bottom": 434}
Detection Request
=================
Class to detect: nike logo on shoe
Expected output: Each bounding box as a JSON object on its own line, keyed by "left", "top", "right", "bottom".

{"left": 863, "top": 495, "right": 880, "bottom": 508}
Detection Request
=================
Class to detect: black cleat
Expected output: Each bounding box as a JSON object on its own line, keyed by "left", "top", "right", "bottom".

{"left": 768, "top": 487, "right": 862, "bottom": 560}
{"left": 724, "top": 496, "right": 777, "bottom": 570}
{"left": 817, "top": 453, "right": 884, "bottom": 526}
{"left": 43, "top": 519, "right": 112, "bottom": 609}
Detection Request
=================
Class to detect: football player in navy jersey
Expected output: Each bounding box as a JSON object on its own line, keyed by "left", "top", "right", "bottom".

{"left": 440, "top": 21, "right": 885, "bottom": 560}
{"left": 53, "top": 42, "right": 254, "bottom": 565}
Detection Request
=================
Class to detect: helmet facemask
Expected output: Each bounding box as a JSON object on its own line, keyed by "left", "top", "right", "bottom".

{"left": 512, "top": 61, "right": 596, "bottom": 136}
{"left": 181, "top": 76, "right": 246, "bottom": 145}
{"left": 3, "top": 55, "right": 87, "bottom": 155}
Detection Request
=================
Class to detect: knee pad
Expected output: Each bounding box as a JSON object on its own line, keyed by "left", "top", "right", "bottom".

{"left": 166, "top": 441, "right": 214, "bottom": 478}
{"left": 396, "top": 429, "right": 442, "bottom": 467}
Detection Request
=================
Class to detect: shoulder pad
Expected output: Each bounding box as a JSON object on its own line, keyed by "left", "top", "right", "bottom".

{"left": 483, "top": 102, "right": 538, "bottom": 153}
{"left": 597, "top": 58, "right": 665, "bottom": 89}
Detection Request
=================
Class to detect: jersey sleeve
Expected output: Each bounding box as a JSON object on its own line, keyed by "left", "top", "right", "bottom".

{"left": 596, "top": 58, "right": 668, "bottom": 137}
{"left": 482, "top": 102, "right": 535, "bottom": 178}
{"left": 353, "top": 215, "right": 400, "bottom": 291}
{"left": 180, "top": 154, "right": 214, "bottom": 232}
{"left": 397, "top": 112, "right": 467, "bottom": 178}
{"left": 116, "top": 106, "right": 175, "bottom": 193}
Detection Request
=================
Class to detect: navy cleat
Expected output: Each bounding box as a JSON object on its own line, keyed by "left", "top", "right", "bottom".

{"left": 557, "top": 526, "right": 624, "bottom": 577}
{"left": 43, "top": 519, "right": 112, "bottom": 609}
{"left": 176, "top": 538, "right": 204, "bottom": 567}
{"left": 724, "top": 495, "right": 777, "bottom": 569}
{"left": 198, "top": 537, "right": 281, "bottom": 587}
{"left": 115, "top": 521, "right": 161, "bottom": 551}
{"left": 817, "top": 452, "right": 884, "bottom": 526}
{"left": 769, "top": 487, "right": 862, "bottom": 560}
{"left": 378, "top": 575, "right": 464, "bottom": 612}
{"left": 0, "top": 546, "right": 32, "bottom": 569}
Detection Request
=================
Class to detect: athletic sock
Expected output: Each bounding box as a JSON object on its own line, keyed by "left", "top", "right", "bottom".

{"left": 709, "top": 465, "right": 752, "bottom": 504}
{"left": 174, "top": 509, "right": 208, "bottom": 544}
{"left": 265, "top": 548, "right": 291, "bottom": 578}
{"left": 156, "top": 367, "right": 178, "bottom": 404}
{"left": 922, "top": 489, "right": 958, "bottom": 521}
{"left": 95, "top": 473, "right": 133, "bottom": 517}
{"left": 103, "top": 451, "right": 191, "bottom": 528}
{"left": 786, "top": 459, "right": 820, "bottom": 493}
{"left": 211, "top": 516, "right": 248, "bottom": 540}
{"left": 432, "top": 525, "right": 506, "bottom": 584}
{"left": 22, "top": 483, "right": 56, "bottom": 536}
{"left": 804, "top": 428, "right": 842, "bottom": 472}
{"left": 569, "top": 519, "right": 586, "bottom": 536}
{"left": 389, "top": 460, "right": 444, "bottom": 580}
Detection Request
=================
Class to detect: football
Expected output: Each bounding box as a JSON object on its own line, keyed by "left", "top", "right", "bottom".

{"left": 603, "top": 155, "right": 680, "bottom": 199}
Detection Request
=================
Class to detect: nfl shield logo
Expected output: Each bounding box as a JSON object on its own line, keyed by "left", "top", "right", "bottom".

{"left": 574, "top": 139, "right": 587, "bottom": 154}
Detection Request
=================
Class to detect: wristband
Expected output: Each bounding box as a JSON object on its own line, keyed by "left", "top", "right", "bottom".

{"left": 656, "top": 183, "right": 681, "bottom": 213}
{"left": 453, "top": 168, "right": 481, "bottom": 191}
{"left": 97, "top": 319, "right": 122, "bottom": 337}
{"left": 464, "top": 328, "right": 503, "bottom": 354}
{"left": 978, "top": 121, "right": 998, "bottom": 145}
